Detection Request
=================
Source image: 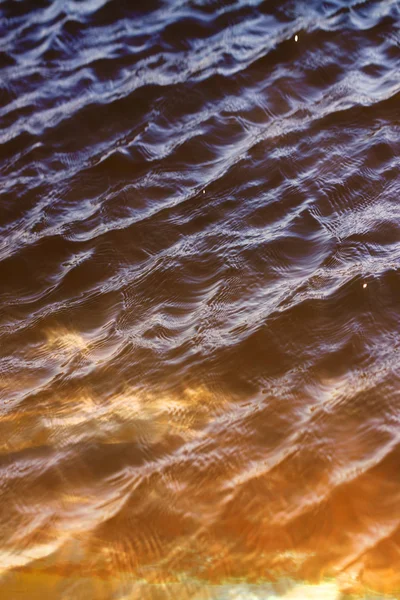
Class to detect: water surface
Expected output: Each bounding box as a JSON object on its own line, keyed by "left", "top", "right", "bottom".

{"left": 1, "top": 0, "right": 400, "bottom": 597}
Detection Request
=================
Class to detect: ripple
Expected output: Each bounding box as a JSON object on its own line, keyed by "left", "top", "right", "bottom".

{"left": 1, "top": 0, "right": 400, "bottom": 597}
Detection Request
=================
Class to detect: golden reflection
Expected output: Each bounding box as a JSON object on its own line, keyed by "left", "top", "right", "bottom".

{"left": 0, "top": 380, "right": 399, "bottom": 598}
{"left": 282, "top": 582, "right": 339, "bottom": 599}
{"left": 0, "top": 384, "right": 227, "bottom": 454}
{"left": 0, "top": 576, "right": 391, "bottom": 600}
{"left": 44, "top": 327, "right": 89, "bottom": 357}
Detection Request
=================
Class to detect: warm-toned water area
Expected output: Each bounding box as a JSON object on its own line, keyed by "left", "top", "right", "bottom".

{"left": 1, "top": 0, "right": 400, "bottom": 598}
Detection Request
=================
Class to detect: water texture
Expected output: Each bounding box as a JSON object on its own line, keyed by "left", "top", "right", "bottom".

{"left": 0, "top": 0, "right": 400, "bottom": 597}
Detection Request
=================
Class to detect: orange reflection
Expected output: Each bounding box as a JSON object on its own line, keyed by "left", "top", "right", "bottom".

{"left": 1, "top": 378, "right": 399, "bottom": 598}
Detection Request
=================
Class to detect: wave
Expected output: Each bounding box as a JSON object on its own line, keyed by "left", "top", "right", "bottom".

{"left": 0, "top": 0, "right": 399, "bottom": 597}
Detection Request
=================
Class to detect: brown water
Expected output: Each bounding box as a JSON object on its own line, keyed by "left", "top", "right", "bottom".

{"left": 1, "top": 0, "right": 400, "bottom": 598}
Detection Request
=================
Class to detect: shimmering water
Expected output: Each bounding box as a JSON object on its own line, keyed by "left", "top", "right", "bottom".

{"left": 1, "top": 0, "right": 400, "bottom": 598}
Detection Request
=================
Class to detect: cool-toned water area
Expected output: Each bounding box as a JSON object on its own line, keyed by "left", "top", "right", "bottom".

{"left": 1, "top": 0, "right": 399, "bottom": 598}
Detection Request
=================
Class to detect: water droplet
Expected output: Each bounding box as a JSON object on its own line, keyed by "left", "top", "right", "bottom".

{"left": 363, "top": 283, "right": 367, "bottom": 289}
{"left": 295, "top": 34, "right": 298, "bottom": 42}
